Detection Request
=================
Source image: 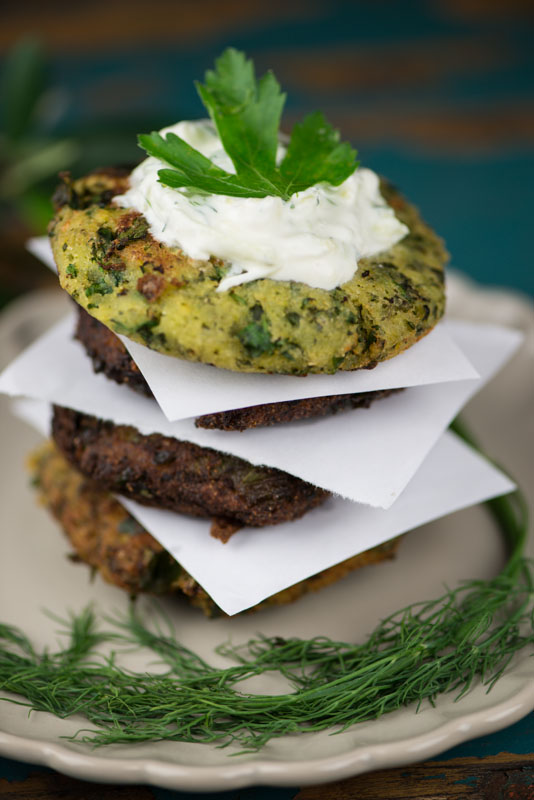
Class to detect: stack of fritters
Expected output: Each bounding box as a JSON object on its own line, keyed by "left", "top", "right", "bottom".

{"left": 31, "top": 167, "right": 446, "bottom": 615}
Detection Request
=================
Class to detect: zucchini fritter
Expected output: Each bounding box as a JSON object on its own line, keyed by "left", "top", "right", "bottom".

{"left": 30, "top": 441, "right": 400, "bottom": 617}
{"left": 51, "top": 405, "right": 329, "bottom": 540}
{"left": 50, "top": 170, "right": 446, "bottom": 375}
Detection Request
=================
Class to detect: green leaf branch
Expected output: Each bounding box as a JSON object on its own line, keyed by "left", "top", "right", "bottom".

{"left": 0, "top": 419, "right": 532, "bottom": 752}
{"left": 139, "top": 48, "right": 359, "bottom": 201}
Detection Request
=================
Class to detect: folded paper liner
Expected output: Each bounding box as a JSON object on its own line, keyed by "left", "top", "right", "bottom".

{"left": 13, "top": 397, "right": 516, "bottom": 616}
{"left": 0, "top": 314, "right": 522, "bottom": 508}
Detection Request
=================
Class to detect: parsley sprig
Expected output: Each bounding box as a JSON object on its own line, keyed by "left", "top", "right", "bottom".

{"left": 138, "top": 48, "right": 359, "bottom": 201}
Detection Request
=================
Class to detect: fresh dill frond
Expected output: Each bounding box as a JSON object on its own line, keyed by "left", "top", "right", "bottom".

{"left": 0, "top": 420, "right": 532, "bottom": 752}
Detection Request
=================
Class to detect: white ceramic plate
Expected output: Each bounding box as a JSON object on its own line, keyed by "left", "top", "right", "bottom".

{"left": 0, "top": 277, "right": 533, "bottom": 792}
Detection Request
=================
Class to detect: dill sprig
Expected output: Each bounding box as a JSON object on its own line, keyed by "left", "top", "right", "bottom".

{"left": 0, "top": 421, "right": 532, "bottom": 752}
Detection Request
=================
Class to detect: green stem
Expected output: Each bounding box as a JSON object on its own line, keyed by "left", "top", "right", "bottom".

{"left": 450, "top": 416, "right": 530, "bottom": 579}
{"left": 0, "top": 418, "right": 531, "bottom": 751}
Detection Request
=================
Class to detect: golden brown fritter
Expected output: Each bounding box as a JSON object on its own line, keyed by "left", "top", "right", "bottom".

{"left": 50, "top": 169, "right": 446, "bottom": 374}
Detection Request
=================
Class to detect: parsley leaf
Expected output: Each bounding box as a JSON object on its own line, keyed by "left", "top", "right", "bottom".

{"left": 138, "top": 48, "right": 358, "bottom": 201}
{"left": 279, "top": 111, "right": 358, "bottom": 196}
{"left": 197, "top": 48, "right": 285, "bottom": 194}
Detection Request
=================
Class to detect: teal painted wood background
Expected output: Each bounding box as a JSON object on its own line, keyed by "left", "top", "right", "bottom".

{"left": 1, "top": 0, "right": 533, "bottom": 296}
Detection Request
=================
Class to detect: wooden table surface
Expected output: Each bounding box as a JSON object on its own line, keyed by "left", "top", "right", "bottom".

{"left": 1, "top": 0, "right": 533, "bottom": 796}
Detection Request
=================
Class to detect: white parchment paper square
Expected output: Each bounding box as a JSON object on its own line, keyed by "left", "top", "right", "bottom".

{"left": 12, "top": 393, "right": 516, "bottom": 616}
{"left": 120, "top": 432, "right": 514, "bottom": 614}
{"left": 122, "top": 324, "right": 477, "bottom": 421}
{"left": 0, "top": 315, "right": 521, "bottom": 508}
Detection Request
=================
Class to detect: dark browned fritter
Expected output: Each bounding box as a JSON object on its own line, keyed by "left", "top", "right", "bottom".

{"left": 30, "top": 441, "right": 400, "bottom": 617}
{"left": 197, "top": 390, "right": 399, "bottom": 431}
{"left": 51, "top": 405, "right": 329, "bottom": 541}
{"left": 75, "top": 305, "right": 400, "bottom": 432}
{"left": 75, "top": 303, "right": 149, "bottom": 395}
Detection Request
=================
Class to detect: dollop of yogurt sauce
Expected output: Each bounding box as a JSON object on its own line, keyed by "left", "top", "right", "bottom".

{"left": 114, "top": 120, "right": 409, "bottom": 292}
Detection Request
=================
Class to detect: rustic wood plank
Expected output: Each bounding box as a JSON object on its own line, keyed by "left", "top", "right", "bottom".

{"left": 295, "top": 752, "right": 534, "bottom": 799}
{"left": 0, "top": 770, "right": 156, "bottom": 799}
{"left": 2, "top": 753, "right": 534, "bottom": 799}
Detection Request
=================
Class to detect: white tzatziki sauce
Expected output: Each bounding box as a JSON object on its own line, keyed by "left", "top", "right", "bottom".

{"left": 114, "top": 120, "right": 409, "bottom": 292}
